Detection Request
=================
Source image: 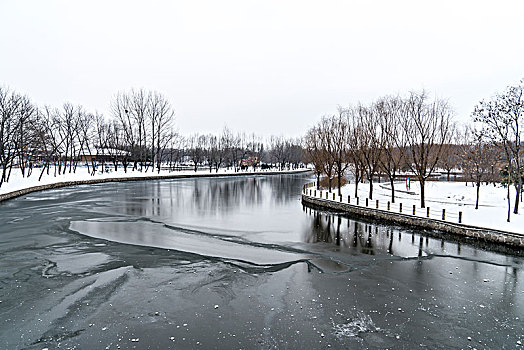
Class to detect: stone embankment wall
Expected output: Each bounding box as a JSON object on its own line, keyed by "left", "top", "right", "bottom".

{"left": 301, "top": 193, "right": 524, "bottom": 248}
{"left": 0, "top": 169, "right": 311, "bottom": 203}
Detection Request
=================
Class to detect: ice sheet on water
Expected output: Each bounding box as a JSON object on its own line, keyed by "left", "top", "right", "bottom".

{"left": 70, "top": 219, "right": 307, "bottom": 266}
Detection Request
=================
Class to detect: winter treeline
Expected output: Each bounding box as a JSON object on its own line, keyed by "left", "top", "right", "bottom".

{"left": 304, "top": 81, "right": 524, "bottom": 222}
{"left": 109, "top": 89, "right": 176, "bottom": 173}
{"left": 0, "top": 87, "right": 176, "bottom": 188}
{"left": 179, "top": 131, "right": 302, "bottom": 173}
{"left": 0, "top": 86, "right": 304, "bottom": 190}
{"left": 304, "top": 91, "right": 454, "bottom": 208}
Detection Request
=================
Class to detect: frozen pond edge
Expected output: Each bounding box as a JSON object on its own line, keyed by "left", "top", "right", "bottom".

{"left": 302, "top": 192, "right": 524, "bottom": 248}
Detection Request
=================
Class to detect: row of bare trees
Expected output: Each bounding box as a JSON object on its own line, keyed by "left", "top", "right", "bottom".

{"left": 304, "top": 81, "right": 523, "bottom": 222}
{"left": 304, "top": 91, "right": 455, "bottom": 208}
{"left": 181, "top": 130, "right": 302, "bottom": 172}
{"left": 110, "top": 89, "right": 176, "bottom": 173}
{"left": 0, "top": 85, "right": 306, "bottom": 190}
{"left": 184, "top": 129, "right": 263, "bottom": 172}
{"left": 0, "top": 88, "right": 36, "bottom": 186}
{"left": 0, "top": 87, "right": 177, "bottom": 188}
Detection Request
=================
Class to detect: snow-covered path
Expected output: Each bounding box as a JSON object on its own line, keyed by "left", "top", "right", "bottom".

{"left": 307, "top": 180, "right": 524, "bottom": 235}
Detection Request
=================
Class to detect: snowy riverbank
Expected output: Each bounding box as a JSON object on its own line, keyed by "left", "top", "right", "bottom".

{"left": 306, "top": 180, "right": 523, "bottom": 235}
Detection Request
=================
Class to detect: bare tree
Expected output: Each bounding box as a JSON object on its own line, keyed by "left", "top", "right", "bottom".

{"left": 472, "top": 80, "right": 523, "bottom": 221}
{"left": 220, "top": 126, "right": 234, "bottom": 169}
{"left": 204, "top": 134, "right": 215, "bottom": 172}
{"left": 437, "top": 124, "right": 459, "bottom": 181}
{"left": 187, "top": 133, "right": 206, "bottom": 171}
{"left": 330, "top": 110, "right": 351, "bottom": 196}
{"left": 269, "top": 135, "right": 287, "bottom": 171}
{"left": 346, "top": 111, "right": 365, "bottom": 198}
{"left": 303, "top": 126, "right": 324, "bottom": 189}
{"left": 104, "top": 118, "right": 124, "bottom": 172}
{"left": 401, "top": 91, "right": 454, "bottom": 208}
{"left": 461, "top": 125, "right": 498, "bottom": 209}
{"left": 229, "top": 133, "right": 242, "bottom": 171}
{"left": 94, "top": 112, "right": 109, "bottom": 173}
{"left": 286, "top": 138, "right": 303, "bottom": 170}
{"left": 76, "top": 111, "right": 97, "bottom": 175}
{"left": 130, "top": 89, "right": 149, "bottom": 170}
{"left": 0, "top": 88, "right": 36, "bottom": 186}
{"left": 246, "top": 133, "right": 263, "bottom": 171}
{"left": 148, "top": 91, "right": 175, "bottom": 173}
{"left": 499, "top": 80, "right": 523, "bottom": 213}
{"left": 111, "top": 89, "right": 150, "bottom": 170}
{"left": 14, "top": 96, "right": 36, "bottom": 178}
{"left": 111, "top": 92, "right": 135, "bottom": 172}
{"left": 359, "top": 103, "right": 384, "bottom": 200}
{"left": 32, "top": 106, "right": 63, "bottom": 180}
{"left": 317, "top": 117, "right": 336, "bottom": 191}
{"left": 164, "top": 134, "right": 185, "bottom": 171}
{"left": 376, "top": 96, "right": 405, "bottom": 203}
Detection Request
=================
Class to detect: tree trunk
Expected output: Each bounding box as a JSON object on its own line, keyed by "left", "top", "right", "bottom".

{"left": 517, "top": 156, "right": 522, "bottom": 209}
{"left": 390, "top": 177, "right": 395, "bottom": 203}
{"left": 475, "top": 179, "right": 480, "bottom": 210}
{"left": 507, "top": 184, "right": 511, "bottom": 222}
{"left": 337, "top": 173, "right": 342, "bottom": 196}
{"left": 368, "top": 180, "right": 373, "bottom": 200}
{"left": 420, "top": 179, "right": 426, "bottom": 208}
{"left": 38, "top": 163, "right": 48, "bottom": 181}
{"left": 0, "top": 165, "right": 6, "bottom": 187}
{"left": 514, "top": 181, "right": 521, "bottom": 214}
{"left": 7, "top": 162, "right": 13, "bottom": 182}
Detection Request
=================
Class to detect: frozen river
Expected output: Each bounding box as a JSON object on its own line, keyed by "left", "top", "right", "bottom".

{"left": 0, "top": 173, "right": 522, "bottom": 349}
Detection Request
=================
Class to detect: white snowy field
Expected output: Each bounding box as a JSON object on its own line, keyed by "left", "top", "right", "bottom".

{"left": 0, "top": 166, "right": 307, "bottom": 196}
{"left": 306, "top": 180, "right": 524, "bottom": 235}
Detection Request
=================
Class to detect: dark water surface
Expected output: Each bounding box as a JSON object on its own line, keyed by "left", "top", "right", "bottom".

{"left": 0, "top": 174, "right": 522, "bottom": 349}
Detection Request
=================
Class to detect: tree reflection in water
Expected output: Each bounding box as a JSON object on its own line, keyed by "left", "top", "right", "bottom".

{"left": 115, "top": 175, "right": 304, "bottom": 218}
{"left": 301, "top": 204, "right": 523, "bottom": 261}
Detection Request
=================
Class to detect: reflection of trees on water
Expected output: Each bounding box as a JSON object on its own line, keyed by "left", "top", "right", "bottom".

{"left": 303, "top": 206, "right": 522, "bottom": 302}
{"left": 115, "top": 174, "right": 309, "bottom": 218}
{"left": 388, "top": 230, "right": 394, "bottom": 255}
{"left": 302, "top": 208, "right": 377, "bottom": 255}
{"left": 301, "top": 206, "right": 491, "bottom": 259}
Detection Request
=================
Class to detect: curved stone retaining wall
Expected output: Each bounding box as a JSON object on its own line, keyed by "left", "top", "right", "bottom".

{"left": 0, "top": 169, "right": 311, "bottom": 203}
{"left": 302, "top": 194, "right": 524, "bottom": 248}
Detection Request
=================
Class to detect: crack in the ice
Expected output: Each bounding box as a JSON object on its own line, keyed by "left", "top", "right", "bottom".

{"left": 424, "top": 253, "right": 521, "bottom": 268}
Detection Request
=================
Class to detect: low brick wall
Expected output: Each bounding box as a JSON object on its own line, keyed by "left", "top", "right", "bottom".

{"left": 0, "top": 169, "right": 311, "bottom": 203}
{"left": 302, "top": 194, "right": 524, "bottom": 248}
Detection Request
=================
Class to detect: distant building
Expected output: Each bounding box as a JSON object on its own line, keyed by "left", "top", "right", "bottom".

{"left": 79, "top": 148, "right": 130, "bottom": 163}
{"left": 239, "top": 156, "right": 259, "bottom": 167}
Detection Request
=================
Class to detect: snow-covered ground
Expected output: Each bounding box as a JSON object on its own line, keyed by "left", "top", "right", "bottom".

{"left": 306, "top": 180, "right": 524, "bottom": 235}
{"left": 0, "top": 166, "right": 307, "bottom": 196}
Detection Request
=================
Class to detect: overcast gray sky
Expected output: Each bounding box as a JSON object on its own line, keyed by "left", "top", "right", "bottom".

{"left": 1, "top": 0, "right": 523, "bottom": 138}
